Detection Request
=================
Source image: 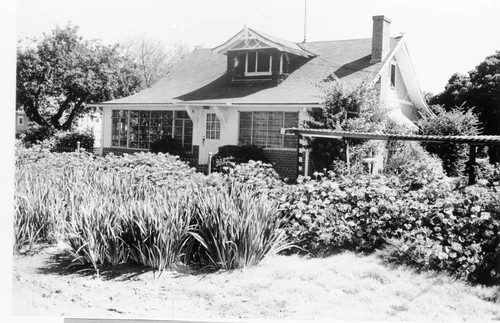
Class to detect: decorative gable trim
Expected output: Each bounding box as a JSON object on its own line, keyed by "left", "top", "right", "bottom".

{"left": 213, "top": 27, "right": 314, "bottom": 58}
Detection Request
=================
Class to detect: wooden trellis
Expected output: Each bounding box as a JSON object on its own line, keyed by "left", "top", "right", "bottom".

{"left": 281, "top": 128, "right": 500, "bottom": 184}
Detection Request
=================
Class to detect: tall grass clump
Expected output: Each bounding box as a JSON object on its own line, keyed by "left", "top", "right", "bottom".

{"left": 15, "top": 145, "right": 292, "bottom": 274}
{"left": 122, "top": 193, "right": 194, "bottom": 272}
{"left": 184, "top": 181, "right": 291, "bottom": 270}
{"left": 14, "top": 150, "right": 97, "bottom": 250}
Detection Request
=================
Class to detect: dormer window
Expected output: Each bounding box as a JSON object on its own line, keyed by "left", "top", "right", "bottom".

{"left": 245, "top": 51, "right": 272, "bottom": 76}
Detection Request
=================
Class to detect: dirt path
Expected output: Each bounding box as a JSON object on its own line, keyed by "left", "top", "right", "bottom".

{"left": 11, "top": 244, "right": 500, "bottom": 321}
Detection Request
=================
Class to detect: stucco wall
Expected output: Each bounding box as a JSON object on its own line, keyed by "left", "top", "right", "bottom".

{"left": 383, "top": 58, "right": 419, "bottom": 123}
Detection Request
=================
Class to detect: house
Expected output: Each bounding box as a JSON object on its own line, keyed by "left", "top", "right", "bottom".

{"left": 95, "top": 15, "right": 431, "bottom": 178}
{"left": 15, "top": 111, "right": 30, "bottom": 133}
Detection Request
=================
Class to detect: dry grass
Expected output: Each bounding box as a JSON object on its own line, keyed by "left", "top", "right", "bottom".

{"left": 12, "top": 245, "right": 500, "bottom": 321}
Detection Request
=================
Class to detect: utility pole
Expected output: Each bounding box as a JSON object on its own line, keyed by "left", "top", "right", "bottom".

{"left": 303, "top": 0, "right": 307, "bottom": 43}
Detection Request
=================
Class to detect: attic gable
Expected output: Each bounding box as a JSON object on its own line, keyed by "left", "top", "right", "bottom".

{"left": 212, "top": 27, "right": 315, "bottom": 58}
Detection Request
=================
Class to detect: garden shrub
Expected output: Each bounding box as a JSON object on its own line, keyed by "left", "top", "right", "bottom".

{"left": 18, "top": 125, "right": 56, "bottom": 147}
{"left": 150, "top": 137, "right": 186, "bottom": 156}
{"left": 282, "top": 173, "right": 413, "bottom": 255}
{"left": 282, "top": 159, "right": 500, "bottom": 284}
{"left": 222, "top": 160, "right": 281, "bottom": 190}
{"left": 213, "top": 145, "right": 268, "bottom": 164}
{"left": 384, "top": 141, "right": 439, "bottom": 176}
{"left": 55, "top": 130, "right": 94, "bottom": 151}
{"left": 418, "top": 105, "right": 480, "bottom": 176}
{"left": 474, "top": 160, "right": 500, "bottom": 187}
{"left": 382, "top": 185, "right": 500, "bottom": 283}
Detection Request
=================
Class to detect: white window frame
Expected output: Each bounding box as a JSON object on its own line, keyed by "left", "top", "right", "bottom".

{"left": 245, "top": 52, "right": 272, "bottom": 76}
{"left": 205, "top": 113, "right": 220, "bottom": 140}
{"left": 17, "top": 116, "right": 24, "bottom": 126}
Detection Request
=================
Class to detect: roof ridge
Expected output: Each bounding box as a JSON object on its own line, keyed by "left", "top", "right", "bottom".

{"left": 301, "top": 36, "right": 402, "bottom": 45}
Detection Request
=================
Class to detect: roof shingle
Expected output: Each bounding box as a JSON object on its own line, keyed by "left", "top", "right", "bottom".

{"left": 102, "top": 36, "right": 402, "bottom": 105}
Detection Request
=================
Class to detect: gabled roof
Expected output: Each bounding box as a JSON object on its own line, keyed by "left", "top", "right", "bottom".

{"left": 100, "top": 34, "right": 403, "bottom": 106}
{"left": 212, "top": 27, "right": 315, "bottom": 58}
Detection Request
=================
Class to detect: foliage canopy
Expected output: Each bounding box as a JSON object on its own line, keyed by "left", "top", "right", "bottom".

{"left": 430, "top": 51, "right": 500, "bottom": 163}
{"left": 16, "top": 24, "right": 142, "bottom": 130}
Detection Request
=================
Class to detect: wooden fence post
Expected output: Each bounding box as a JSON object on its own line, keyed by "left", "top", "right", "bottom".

{"left": 345, "top": 139, "right": 350, "bottom": 174}
{"left": 468, "top": 144, "right": 477, "bottom": 185}
{"left": 208, "top": 152, "right": 213, "bottom": 175}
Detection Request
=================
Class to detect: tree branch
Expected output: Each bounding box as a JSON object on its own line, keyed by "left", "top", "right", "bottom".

{"left": 61, "top": 96, "right": 87, "bottom": 130}
{"left": 51, "top": 95, "right": 74, "bottom": 128}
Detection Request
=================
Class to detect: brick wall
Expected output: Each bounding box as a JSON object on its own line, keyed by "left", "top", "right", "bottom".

{"left": 263, "top": 148, "right": 298, "bottom": 180}
{"left": 371, "top": 15, "right": 391, "bottom": 63}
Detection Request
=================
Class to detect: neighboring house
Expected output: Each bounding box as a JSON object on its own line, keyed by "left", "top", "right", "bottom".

{"left": 15, "top": 111, "right": 30, "bottom": 133}
{"left": 75, "top": 111, "right": 102, "bottom": 148}
{"left": 94, "top": 15, "right": 431, "bottom": 178}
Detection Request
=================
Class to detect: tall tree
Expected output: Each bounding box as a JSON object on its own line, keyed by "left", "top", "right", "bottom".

{"left": 430, "top": 51, "right": 500, "bottom": 163}
{"left": 16, "top": 24, "right": 142, "bottom": 130}
{"left": 121, "top": 37, "right": 189, "bottom": 88}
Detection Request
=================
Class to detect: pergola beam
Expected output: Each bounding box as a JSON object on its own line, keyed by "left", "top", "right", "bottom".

{"left": 283, "top": 128, "right": 500, "bottom": 184}
{"left": 281, "top": 128, "right": 500, "bottom": 146}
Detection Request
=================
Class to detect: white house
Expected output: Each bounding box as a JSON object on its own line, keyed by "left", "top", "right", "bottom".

{"left": 95, "top": 15, "right": 430, "bottom": 178}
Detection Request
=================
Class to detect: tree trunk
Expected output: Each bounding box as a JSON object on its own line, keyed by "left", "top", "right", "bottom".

{"left": 61, "top": 97, "right": 87, "bottom": 130}
{"left": 24, "top": 101, "right": 49, "bottom": 128}
{"left": 50, "top": 96, "right": 74, "bottom": 129}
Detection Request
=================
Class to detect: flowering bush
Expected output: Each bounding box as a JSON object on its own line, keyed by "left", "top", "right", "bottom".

{"left": 282, "top": 159, "right": 500, "bottom": 284}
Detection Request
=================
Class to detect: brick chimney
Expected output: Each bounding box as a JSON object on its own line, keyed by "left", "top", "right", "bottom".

{"left": 371, "top": 15, "right": 391, "bottom": 63}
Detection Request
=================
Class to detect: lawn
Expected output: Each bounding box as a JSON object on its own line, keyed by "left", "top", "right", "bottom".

{"left": 12, "top": 244, "right": 500, "bottom": 321}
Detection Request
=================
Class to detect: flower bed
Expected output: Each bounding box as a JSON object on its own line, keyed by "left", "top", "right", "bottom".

{"left": 14, "top": 143, "right": 500, "bottom": 285}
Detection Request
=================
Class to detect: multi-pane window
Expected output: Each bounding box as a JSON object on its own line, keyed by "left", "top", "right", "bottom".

{"left": 111, "top": 110, "right": 128, "bottom": 148}
{"left": 111, "top": 110, "right": 193, "bottom": 151}
{"left": 205, "top": 113, "right": 220, "bottom": 140}
{"left": 173, "top": 111, "right": 193, "bottom": 149}
{"left": 239, "top": 111, "right": 298, "bottom": 148}
{"left": 245, "top": 51, "right": 272, "bottom": 76}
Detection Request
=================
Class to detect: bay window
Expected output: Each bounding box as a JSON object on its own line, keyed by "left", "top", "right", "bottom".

{"left": 111, "top": 110, "right": 193, "bottom": 151}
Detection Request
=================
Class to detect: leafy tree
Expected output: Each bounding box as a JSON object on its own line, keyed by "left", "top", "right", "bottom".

{"left": 121, "top": 37, "right": 189, "bottom": 88}
{"left": 418, "top": 105, "right": 480, "bottom": 176}
{"left": 430, "top": 51, "right": 500, "bottom": 163}
{"left": 306, "top": 80, "right": 386, "bottom": 132}
{"left": 305, "top": 80, "right": 405, "bottom": 171}
{"left": 16, "top": 24, "right": 142, "bottom": 130}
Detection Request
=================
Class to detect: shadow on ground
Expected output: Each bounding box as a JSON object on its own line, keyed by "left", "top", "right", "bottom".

{"left": 33, "top": 245, "right": 213, "bottom": 281}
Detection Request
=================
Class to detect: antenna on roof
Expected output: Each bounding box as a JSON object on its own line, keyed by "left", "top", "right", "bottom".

{"left": 303, "top": 0, "right": 307, "bottom": 43}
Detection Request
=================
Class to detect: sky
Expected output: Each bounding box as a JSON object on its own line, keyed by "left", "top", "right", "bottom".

{"left": 14, "top": 0, "right": 500, "bottom": 95}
